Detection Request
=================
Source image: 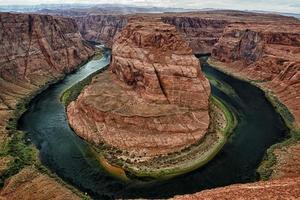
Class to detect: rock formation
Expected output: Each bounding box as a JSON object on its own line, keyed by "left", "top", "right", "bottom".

{"left": 0, "top": 12, "right": 94, "bottom": 110}
{"left": 212, "top": 22, "right": 300, "bottom": 130}
{"left": 74, "top": 11, "right": 299, "bottom": 54}
{"left": 67, "top": 18, "right": 211, "bottom": 158}
{"left": 0, "top": 12, "right": 94, "bottom": 199}
{"left": 172, "top": 177, "right": 300, "bottom": 200}
{"left": 0, "top": 167, "right": 81, "bottom": 200}
{"left": 75, "top": 15, "right": 128, "bottom": 47}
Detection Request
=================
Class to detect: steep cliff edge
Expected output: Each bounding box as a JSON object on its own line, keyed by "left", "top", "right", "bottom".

{"left": 74, "top": 11, "right": 299, "bottom": 55}
{"left": 0, "top": 12, "right": 93, "bottom": 199}
{"left": 67, "top": 19, "right": 221, "bottom": 177}
{"left": 75, "top": 14, "right": 128, "bottom": 47}
{"left": 211, "top": 22, "right": 300, "bottom": 180}
{"left": 212, "top": 22, "right": 300, "bottom": 130}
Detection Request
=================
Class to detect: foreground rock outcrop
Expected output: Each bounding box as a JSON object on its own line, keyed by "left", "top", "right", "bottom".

{"left": 0, "top": 167, "right": 80, "bottom": 200}
{"left": 172, "top": 177, "right": 300, "bottom": 200}
{"left": 0, "top": 12, "right": 93, "bottom": 199}
{"left": 67, "top": 19, "right": 211, "bottom": 168}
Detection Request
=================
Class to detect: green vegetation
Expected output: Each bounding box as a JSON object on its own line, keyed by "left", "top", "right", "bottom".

{"left": 0, "top": 97, "right": 39, "bottom": 187}
{"left": 61, "top": 65, "right": 109, "bottom": 106}
{"left": 205, "top": 74, "right": 240, "bottom": 99}
{"left": 97, "top": 96, "right": 237, "bottom": 180}
{"left": 257, "top": 92, "right": 300, "bottom": 180}
{"left": 211, "top": 96, "right": 237, "bottom": 135}
{"left": 206, "top": 59, "right": 300, "bottom": 181}
{"left": 0, "top": 56, "right": 98, "bottom": 198}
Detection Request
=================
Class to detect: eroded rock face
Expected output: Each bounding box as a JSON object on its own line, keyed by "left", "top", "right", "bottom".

{"left": 0, "top": 12, "right": 94, "bottom": 110}
{"left": 210, "top": 21, "right": 300, "bottom": 183}
{"left": 74, "top": 11, "right": 299, "bottom": 55}
{"left": 67, "top": 19, "right": 211, "bottom": 157}
{"left": 212, "top": 23, "right": 300, "bottom": 128}
{"left": 0, "top": 12, "right": 94, "bottom": 199}
{"left": 75, "top": 14, "right": 128, "bottom": 47}
{"left": 161, "top": 16, "right": 228, "bottom": 54}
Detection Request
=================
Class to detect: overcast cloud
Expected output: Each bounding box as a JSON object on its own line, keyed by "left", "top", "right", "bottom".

{"left": 0, "top": 0, "right": 299, "bottom": 13}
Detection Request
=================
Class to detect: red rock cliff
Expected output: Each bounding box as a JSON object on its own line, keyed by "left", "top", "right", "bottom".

{"left": 75, "top": 14, "right": 128, "bottom": 47}
{"left": 67, "top": 19, "right": 211, "bottom": 157}
{"left": 212, "top": 22, "right": 300, "bottom": 128}
{"left": 74, "top": 11, "right": 298, "bottom": 55}
{"left": 0, "top": 12, "right": 94, "bottom": 110}
{"left": 0, "top": 12, "right": 94, "bottom": 199}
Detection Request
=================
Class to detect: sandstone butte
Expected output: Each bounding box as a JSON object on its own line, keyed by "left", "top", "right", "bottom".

{"left": 67, "top": 18, "right": 214, "bottom": 176}
{"left": 0, "top": 12, "right": 93, "bottom": 199}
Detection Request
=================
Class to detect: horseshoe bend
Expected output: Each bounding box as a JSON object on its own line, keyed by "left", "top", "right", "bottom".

{"left": 66, "top": 18, "right": 236, "bottom": 178}
{"left": 0, "top": 4, "right": 300, "bottom": 200}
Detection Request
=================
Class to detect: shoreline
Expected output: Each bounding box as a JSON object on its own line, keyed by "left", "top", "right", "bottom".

{"left": 92, "top": 96, "right": 237, "bottom": 180}
{"left": 207, "top": 58, "right": 300, "bottom": 180}
{"left": 60, "top": 57, "right": 237, "bottom": 180}
{"left": 0, "top": 53, "right": 97, "bottom": 199}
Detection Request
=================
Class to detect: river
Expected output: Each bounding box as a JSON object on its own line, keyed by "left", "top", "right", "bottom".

{"left": 18, "top": 50, "right": 288, "bottom": 199}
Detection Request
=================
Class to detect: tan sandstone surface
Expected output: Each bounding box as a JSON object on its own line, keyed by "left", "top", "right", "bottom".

{"left": 0, "top": 12, "right": 93, "bottom": 199}
{"left": 0, "top": 167, "right": 80, "bottom": 200}
{"left": 67, "top": 18, "right": 211, "bottom": 158}
{"left": 172, "top": 177, "right": 300, "bottom": 200}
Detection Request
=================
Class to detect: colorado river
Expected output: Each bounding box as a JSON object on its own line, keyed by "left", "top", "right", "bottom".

{"left": 18, "top": 50, "right": 288, "bottom": 199}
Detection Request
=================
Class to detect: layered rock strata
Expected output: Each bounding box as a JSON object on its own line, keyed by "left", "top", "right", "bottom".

{"left": 0, "top": 12, "right": 94, "bottom": 112}
{"left": 67, "top": 19, "right": 211, "bottom": 159}
{"left": 74, "top": 11, "right": 299, "bottom": 54}
{"left": 75, "top": 15, "right": 128, "bottom": 47}
{"left": 212, "top": 22, "right": 300, "bottom": 129}
{"left": 0, "top": 12, "right": 94, "bottom": 199}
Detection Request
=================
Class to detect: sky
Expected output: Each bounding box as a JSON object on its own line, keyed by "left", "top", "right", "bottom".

{"left": 0, "top": 0, "right": 299, "bottom": 14}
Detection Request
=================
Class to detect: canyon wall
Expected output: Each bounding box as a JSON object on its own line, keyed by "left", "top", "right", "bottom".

{"left": 67, "top": 18, "right": 211, "bottom": 157}
{"left": 0, "top": 12, "right": 94, "bottom": 199}
{"left": 161, "top": 15, "right": 229, "bottom": 54}
{"left": 75, "top": 11, "right": 299, "bottom": 55}
{"left": 212, "top": 22, "right": 300, "bottom": 128}
{"left": 75, "top": 14, "right": 128, "bottom": 47}
{"left": 0, "top": 12, "right": 94, "bottom": 111}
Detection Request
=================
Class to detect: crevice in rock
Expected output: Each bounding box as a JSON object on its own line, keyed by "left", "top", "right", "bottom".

{"left": 23, "top": 15, "right": 34, "bottom": 80}
{"left": 152, "top": 65, "right": 171, "bottom": 104}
